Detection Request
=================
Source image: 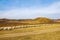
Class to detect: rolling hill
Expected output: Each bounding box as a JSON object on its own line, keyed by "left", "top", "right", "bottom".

{"left": 0, "top": 17, "right": 60, "bottom": 27}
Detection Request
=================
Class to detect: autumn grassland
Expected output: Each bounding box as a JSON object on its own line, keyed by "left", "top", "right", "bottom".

{"left": 0, "top": 17, "right": 60, "bottom": 40}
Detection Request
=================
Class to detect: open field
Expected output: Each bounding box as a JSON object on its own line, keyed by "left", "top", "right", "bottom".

{"left": 0, "top": 23, "right": 60, "bottom": 40}
{"left": 0, "top": 30, "right": 60, "bottom": 40}
{"left": 0, "top": 24, "right": 60, "bottom": 35}
{"left": 0, "top": 27, "right": 60, "bottom": 38}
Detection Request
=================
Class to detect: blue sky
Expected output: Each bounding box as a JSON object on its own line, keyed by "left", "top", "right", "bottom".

{"left": 0, "top": 0, "right": 60, "bottom": 19}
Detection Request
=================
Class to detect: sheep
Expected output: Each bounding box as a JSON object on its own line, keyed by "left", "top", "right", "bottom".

{"left": 21, "top": 25, "right": 24, "bottom": 28}
{"left": 15, "top": 26, "right": 20, "bottom": 29}
{"left": 0, "top": 27, "right": 3, "bottom": 31}
{"left": 3, "top": 27, "right": 8, "bottom": 30}
{"left": 19, "top": 25, "right": 23, "bottom": 28}
{"left": 21, "top": 25, "right": 26, "bottom": 28}
{"left": 11, "top": 27, "right": 15, "bottom": 29}
{"left": 7, "top": 27, "right": 12, "bottom": 30}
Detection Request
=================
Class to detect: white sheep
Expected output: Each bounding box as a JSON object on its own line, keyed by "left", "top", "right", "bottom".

{"left": 0, "top": 27, "right": 3, "bottom": 31}
{"left": 3, "top": 27, "right": 7, "bottom": 30}
{"left": 15, "top": 26, "right": 20, "bottom": 29}
{"left": 7, "top": 27, "right": 12, "bottom": 30}
{"left": 11, "top": 27, "right": 15, "bottom": 29}
{"left": 20, "top": 25, "right": 24, "bottom": 28}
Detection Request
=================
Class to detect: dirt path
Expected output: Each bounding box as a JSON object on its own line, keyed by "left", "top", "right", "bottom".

{"left": 0, "top": 28, "right": 60, "bottom": 38}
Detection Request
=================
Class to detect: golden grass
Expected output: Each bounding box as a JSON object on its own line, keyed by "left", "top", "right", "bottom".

{"left": 0, "top": 31, "right": 60, "bottom": 40}
{"left": 0, "top": 24, "right": 60, "bottom": 35}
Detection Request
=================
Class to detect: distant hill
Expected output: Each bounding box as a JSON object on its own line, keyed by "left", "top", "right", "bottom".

{"left": 53, "top": 19, "right": 60, "bottom": 23}
{"left": 0, "top": 17, "right": 59, "bottom": 24}
{"left": 34, "top": 17, "right": 54, "bottom": 24}
{"left": 0, "top": 17, "right": 60, "bottom": 27}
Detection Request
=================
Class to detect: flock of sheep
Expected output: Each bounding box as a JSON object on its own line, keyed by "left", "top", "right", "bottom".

{"left": 0, "top": 25, "right": 40, "bottom": 31}
{"left": 0, "top": 24, "right": 60, "bottom": 31}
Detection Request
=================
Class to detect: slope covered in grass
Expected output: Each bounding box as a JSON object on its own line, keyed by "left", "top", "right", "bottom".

{"left": 0, "top": 31, "right": 60, "bottom": 40}
{"left": 0, "top": 17, "right": 54, "bottom": 27}
{"left": 0, "top": 24, "right": 60, "bottom": 35}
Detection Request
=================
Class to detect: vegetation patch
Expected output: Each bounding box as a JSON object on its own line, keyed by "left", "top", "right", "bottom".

{"left": 0, "top": 31, "right": 60, "bottom": 40}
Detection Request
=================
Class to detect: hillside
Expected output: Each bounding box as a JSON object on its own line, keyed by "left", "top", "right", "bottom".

{"left": 0, "top": 17, "right": 59, "bottom": 27}
{"left": 34, "top": 17, "right": 53, "bottom": 23}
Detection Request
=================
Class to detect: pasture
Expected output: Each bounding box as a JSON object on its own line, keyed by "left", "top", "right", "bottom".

{"left": 0, "top": 23, "right": 60, "bottom": 40}
{"left": 0, "top": 24, "right": 60, "bottom": 35}
{"left": 0, "top": 31, "right": 60, "bottom": 40}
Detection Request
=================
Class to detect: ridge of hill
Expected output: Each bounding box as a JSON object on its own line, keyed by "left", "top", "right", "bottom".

{"left": 0, "top": 17, "right": 53, "bottom": 23}
{"left": 0, "top": 17, "right": 60, "bottom": 27}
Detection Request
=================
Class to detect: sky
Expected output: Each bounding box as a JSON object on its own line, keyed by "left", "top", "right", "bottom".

{"left": 0, "top": 0, "right": 60, "bottom": 19}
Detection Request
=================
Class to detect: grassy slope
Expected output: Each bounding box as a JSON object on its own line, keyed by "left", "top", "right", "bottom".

{"left": 0, "top": 24, "right": 60, "bottom": 35}
{"left": 0, "top": 24, "right": 60, "bottom": 40}
{"left": 0, "top": 31, "right": 60, "bottom": 40}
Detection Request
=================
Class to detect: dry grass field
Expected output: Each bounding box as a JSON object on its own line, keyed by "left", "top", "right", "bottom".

{"left": 0, "top": 23, "right": 60, "bottom": 40}
{"left": 0, "top": 24, "right": 60, "bottom": 35}
{"left": 0, "top": 30, "right": 60, "bottom": 40}
{"left": 0, "top": 18, "right": 60, "bottom": 40}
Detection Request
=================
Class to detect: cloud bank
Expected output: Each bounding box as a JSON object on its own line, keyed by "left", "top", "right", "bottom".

{"left": 0, "top": 2, "right": 60, "bottom": 19}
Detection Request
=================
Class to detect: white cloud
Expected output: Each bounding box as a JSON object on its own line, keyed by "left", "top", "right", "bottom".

{"left": 0, "top": 1, "right": 60, "bottom": 19}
